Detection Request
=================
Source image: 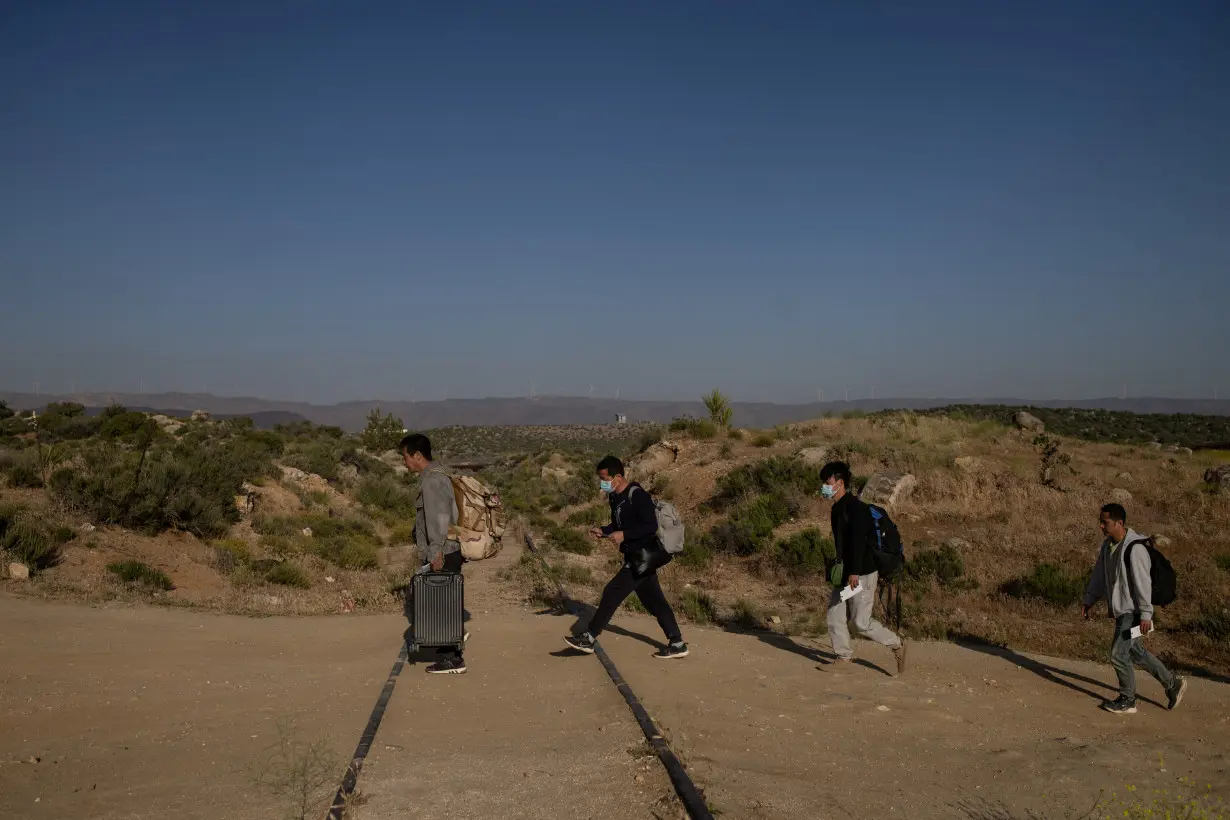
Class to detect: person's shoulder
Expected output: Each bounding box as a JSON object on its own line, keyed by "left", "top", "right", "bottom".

{"left": 422, "top": 469, "right": 453, "bottom": 490}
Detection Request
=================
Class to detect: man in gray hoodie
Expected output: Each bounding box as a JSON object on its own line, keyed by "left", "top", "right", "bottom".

{"left": 1082, "top": 503, "right": 1186, "bottom": 714}
{"left": 402, "top": 433, "right": 467, "bottom": 675}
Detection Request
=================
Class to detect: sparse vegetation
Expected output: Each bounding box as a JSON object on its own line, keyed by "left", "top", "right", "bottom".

{"left": 702, "top": 389, "right": 734, "bottom": 429}
{"left": 360, "top": 406, "right": 405, "bottom": 454}
{"left": 107, "top": 560, "right": 174, "bottom": 591}
{"left": 1000, "top": 562, "right": 1086, "bottom": 607}
{"left": 670, "top": 416, "right": 718, "bottom": 440}
{"left": 266, "top": 562, "right": 312, "bottom": 589}
{"left": 679, "top": 588, "right": 718, "bottom": 624}
{"left": 775, "top": 528, "right": 835, "bottom": 576}
{"left": 907, "top": 544, "right": 968, "bottom": 589}
{"left": 0, "top": 513, "right": 63, "bottom": 572}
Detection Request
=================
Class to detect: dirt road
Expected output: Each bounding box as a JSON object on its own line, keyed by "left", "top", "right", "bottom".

{"left": 3, "top": 541, "right": 1228, "bottom": 819}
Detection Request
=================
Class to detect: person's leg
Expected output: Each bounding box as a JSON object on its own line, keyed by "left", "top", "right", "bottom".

{"left": 633, "top": 572, "right": 683, "bottom": 644}
{"left": 1129, "top": 638, "right": 1176, "bottom": 691}
{"left": 826, "top": 586, "right": 853, "bottom": 660}
{"left": 585, "top": 565, "right": 638, "bottom": 638}
{"left": 1109, "top": 616, "right": 1137, "bottom": 701}
{"left": 848, "top": 572, "right": 902, "bottom": 649}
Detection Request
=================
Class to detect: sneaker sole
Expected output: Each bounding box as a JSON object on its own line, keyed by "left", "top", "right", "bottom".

{"left": 427, "top": 666, "right": 467, "bottom": 675}
{"left": 1170, "top": 679, "right": 1188, "bottom": 710}
{"left": 654, "top": 649, "right": 689, "bottom": 659}
{"left": 1101, "top": 705, "right": 1137, "bottom": 715}
{"left": 564, "top": 640, "right": 596, "bottom": 654}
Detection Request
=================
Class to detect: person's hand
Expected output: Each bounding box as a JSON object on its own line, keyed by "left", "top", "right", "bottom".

{"left": 1140, "top": 619, "right": 1153, "bottom": 635}
{"left": 430, "top": 553, "right": 444, "bottom": 571}
{"left": 848, "top": 574, "right": 859, "bottom": 590}
{"left": 609, "top": 531, "right": 625, "bottom": 546}
{"left": 1081, "top": 604, "right": 1091, "bottom": 620}
{"left": 589, "top": 527, "right": 605, "bottom": 539}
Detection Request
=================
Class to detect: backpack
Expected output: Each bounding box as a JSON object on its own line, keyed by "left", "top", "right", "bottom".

{"left": 866, "top": 502, "right": 905, "bottom": 581}
{"left": 1124, "top": 537, "right": 1177, "bottom": 607}
{"left": 431, "top": 470, "right": 506, "bottom": 561}
{"left": 626, "top": 485, "right": 685, "bottom": 555}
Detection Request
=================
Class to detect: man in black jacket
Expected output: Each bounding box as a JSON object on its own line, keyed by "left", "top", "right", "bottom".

{"left": 820, "top": 461, "right": 907, "bottom": 673}
{"left": 564, "top": 455, "right": 689, "bottom": 659}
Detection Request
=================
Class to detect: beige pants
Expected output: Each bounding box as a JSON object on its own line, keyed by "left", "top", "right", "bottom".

{"left": 826, "top": 570, "right": 902, "bottom": 659}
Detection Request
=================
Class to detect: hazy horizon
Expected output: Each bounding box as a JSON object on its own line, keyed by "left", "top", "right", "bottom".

{"left": 3, "top": 2, "right": 1228, "bottom": 404}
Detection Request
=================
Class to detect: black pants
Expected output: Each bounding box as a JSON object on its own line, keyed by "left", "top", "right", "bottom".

{"left": 588, "top": 565, "right": 683, "bottom": 644}
{"left": 433, "top": 550, "right": 464, "bottom": 661}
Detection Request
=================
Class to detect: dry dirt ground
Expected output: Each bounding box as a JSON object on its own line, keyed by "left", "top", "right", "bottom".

{"left": 3, "top": 540, "right": 1228, "bottom": 820}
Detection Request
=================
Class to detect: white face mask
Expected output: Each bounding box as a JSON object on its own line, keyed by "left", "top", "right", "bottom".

{"left": 820, "top": 483, "right": 837, "bottom": 499}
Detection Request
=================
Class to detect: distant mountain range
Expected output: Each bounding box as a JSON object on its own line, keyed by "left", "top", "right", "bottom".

{"left": 3, "top": 391, "right": 1228, "bottom": 431}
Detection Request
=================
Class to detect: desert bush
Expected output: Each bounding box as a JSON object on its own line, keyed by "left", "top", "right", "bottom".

{"left": 1215, "top": 554, "right": 1230, "bottom": 573}
{"left": 677, "top": 537, "right": 712, "bottom": 569}
{"left": 5, "top": 452, "right": 43, "bottom": 488}
{"left": 907, "top": 544, "right": 966, "bottom": 587}
{"left": 565, "top": 503, "right": 609, "bottom": 527}
{"left": 387, "top": 523, "right": 417, "bottom": 545}
{"left": 751, "top": 432, "right": 776, "bottom": 448}
{"left": 547, "top": 475, "right": 595, "bottom": 512}
{"left": 702, "top": 389, "right": 733, "bottom": 429}
{"left": 634, "top": 425, "right": 665, "bottom": 453}
{"left": 107, "top": 560, "right": 174, "bottom": 591}
{"left": 1033, "top": 434, "right": 1072, "bottom": 488}
{"left": 283, "top": 441, "right": 343, "bottom": 482}
{"left": 546, "top": 523, "right": 593, "bottom": 556}
{"left": 669, "top": 416, "right": 718, "bottom": 440}
{"left": 1000, "top": 562, "right": 1086, "bottom": 607}
{"left": 718, "top": 442, "right": 734, "bottom": 459}
{"left": 313, "top": 538, "right": 379, "bottom": 570}
{"left": 356, "top": 475, "right": 416, "bottom": 518}
{"left": 99, "top": 411, "right": 156, "bottom": 442}
{"left": 360, "top": 407, "right": 405, "bottom": 454}
{"left": 678, "top": 588, "right": 718, "bottom": 624}
{"left": 267, "top": 562, "right": 312, "bottom": 589}
{"left": 1187, "top": 601, "right": 1230, "bottom": 642}
{"left": 0, "top": 516, "right": 62, "bottom": 572}
{"left": 707, "top": 493, "right": 790, "bottom": 556}
{"left": 730, "top": 598, "right": 763, "bottom": 629}
{"left": 775, "top": 528, "right": 835, "bottom": 576}
{"left": 561, "top": 564, "right": 593, "bottom": 585}
{"left": 51, "top": 525, "right": 77, "bottom": 544}
{"left": 714, "top": 456, "right": 821, "bottom": 507}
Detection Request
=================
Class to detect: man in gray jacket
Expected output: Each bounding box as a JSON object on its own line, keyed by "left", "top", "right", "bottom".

{"left": 1082, "top": 503, "right": 1186, "bottom": 714}
{"left": 402, "top": 433, "right": 466, "bottom": 675}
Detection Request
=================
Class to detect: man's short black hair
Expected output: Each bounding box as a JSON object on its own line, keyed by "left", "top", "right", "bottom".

{"left": 1100, "top": 502, "right": 1127, "bottom": 523}
{"left": 819, "top": 460, "right": 852, "bottom": 486}
{"left": 399, "top": 433, "right": 432, "bottom": 461}
{"left": 596, "top": 455, "right": 625, "bottom": 477}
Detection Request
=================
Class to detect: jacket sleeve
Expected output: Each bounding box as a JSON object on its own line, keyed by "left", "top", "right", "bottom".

{"left": 420, "top": 472, "right": 457, "bottom": 562}
{"left": 1127, "top": 541, "right": 1154, "bottom": 620}
{"left": 847, "top": 502, "right": 876, "bottom": 577}
{"left": 1083, "top": 546, "right": 1106, "bottom": 608}
{"left": 621, "top": 487, "right": 660, "bottom": 541}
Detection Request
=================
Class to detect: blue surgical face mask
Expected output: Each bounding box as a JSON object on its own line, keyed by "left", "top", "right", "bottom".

{"left": 599, "top": 479, "right": 613, "bottom": 493}
{"left": 820, "top": 483, "right": 837, "bottom": 499}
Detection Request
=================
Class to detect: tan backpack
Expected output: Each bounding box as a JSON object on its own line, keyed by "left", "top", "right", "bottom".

{"left": 431, "top": 470, "right": 505, "bottom": 561}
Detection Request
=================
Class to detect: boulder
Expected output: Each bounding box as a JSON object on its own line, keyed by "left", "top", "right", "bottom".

{"left": 1204, "top": 465, "right": 1230, "bottom": 489}
{"left": 1115, "top": 472, "right": 1133, "bottom": 483}
{"left": 1015, "top": 411, "right": 1045, "bottom": 433}
{"left": 301, "top": 527, "right": 313, "bottom": 538}
{"left": 628, "top": 440, "right": 679, "bottom": 479}
{"left": 860, "top": 472, "right": 917, "bottom": 508}
{"left": 150, "top": 414, "right": 184, "bottom": 434}
{"left": 796, "top": 447, "right": 829, "bottom": 467}
{"left": 338, "top": 463, "right": 360, "bottom": 485}
{"left": 6, "top": 562, "right": 30, "bottom": 581}
{"left": 1153, "top": 535, "right": 1173, "bottom": 549}
{"left": 1109, "top": 488, "right": 1133, "bottom": 505}
{"left": 190, "top": 410, "right": 211, "bottom": 422}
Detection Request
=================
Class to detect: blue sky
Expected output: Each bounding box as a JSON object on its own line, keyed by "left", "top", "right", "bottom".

{"left": 2, "top": 1, "right": 1227, "bottom": 403}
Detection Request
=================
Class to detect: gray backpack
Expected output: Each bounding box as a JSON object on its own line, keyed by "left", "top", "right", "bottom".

{"left": 627, "top": 485, "right": 686, "bottom": 554}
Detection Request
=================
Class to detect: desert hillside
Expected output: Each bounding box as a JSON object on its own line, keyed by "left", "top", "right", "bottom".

{"left": 2, "top": 398, "right": 1228, "bottom": 676}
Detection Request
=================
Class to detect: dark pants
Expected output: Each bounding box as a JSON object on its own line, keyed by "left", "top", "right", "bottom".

{"left": 587, "top": 565, "right": 683, "bottom": 644}
{"left": 432, "top": 551, "right": 464, "bottom": 661}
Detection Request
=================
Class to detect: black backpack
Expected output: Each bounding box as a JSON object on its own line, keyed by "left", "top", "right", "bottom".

{"left": 1124, "top": 537, "right": 1177, "bottom": 607}
{"left": 866, "top": 502, "right": 905, "bottom": 581}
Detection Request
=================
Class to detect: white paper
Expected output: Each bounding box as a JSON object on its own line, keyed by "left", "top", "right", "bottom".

{"left": 840, "top": 584, "right": 864, "bottom": 602}
{"left": 1129, "top": 625, "right": 1144, "bottom": 639}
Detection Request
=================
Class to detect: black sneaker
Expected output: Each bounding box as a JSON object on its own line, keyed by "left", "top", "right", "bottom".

{"left": 1167, "top": 677, "right": 1188, "bottom": 710}
{"left": 1100, "top": 696, "right": 1137, "bottom": 715}
{"left": 654, "top": 642, "right": 689, "bottom": 660}
{"left": 565, "top": 632, "right": 596, "bottom": 654}
{"left": 426, "top": 657, "right": 467, "bottom": 675}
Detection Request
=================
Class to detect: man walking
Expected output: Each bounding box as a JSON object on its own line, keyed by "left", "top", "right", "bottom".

{"left": 402, "top": 433, "right": 467, "bottom": 675}
{"left": 1082, "top": 503, "right": 1186, "bottom": 714}
{"left": 564, "top": 456, "right": 689, "bottom": 659}
{"left": 819, "top": 461, "right": 907, "bottom": 674}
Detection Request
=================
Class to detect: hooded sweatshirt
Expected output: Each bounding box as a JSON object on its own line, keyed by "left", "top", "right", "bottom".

{"left": 1082, "top": 527, "right": 1154, "bottom": 620}
{"left": 414, "top": 468, "right": 460, "bottom": 563}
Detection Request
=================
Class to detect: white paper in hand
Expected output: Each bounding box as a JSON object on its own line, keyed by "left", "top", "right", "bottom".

{"left": 1129, "top": 625, "right": 1144, "bottom": 639}
{"left": 840, "top": 584, "right": 863, "bottom": 602}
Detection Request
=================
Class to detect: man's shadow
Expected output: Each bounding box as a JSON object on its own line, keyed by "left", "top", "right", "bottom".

{"left": 953, "top": 634, "right": 1164, "bottom": 709}
{"left": 394, "top": 583, "right": 472, "bottom": 666}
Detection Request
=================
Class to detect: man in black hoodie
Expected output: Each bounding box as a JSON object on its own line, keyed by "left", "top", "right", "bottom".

{"left": 820, "top": 461, "right": 907, "bottom": 673}
{"left": 564, "top": 455, "right": 689, "bottom": 659}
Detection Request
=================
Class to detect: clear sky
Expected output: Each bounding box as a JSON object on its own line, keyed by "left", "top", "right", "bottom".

{"left": 2, "top": 1, "right": 1228, "bottom": 404}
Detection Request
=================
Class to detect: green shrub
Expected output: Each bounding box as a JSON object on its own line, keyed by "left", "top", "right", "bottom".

{"left": 388, "top": 523, "right": 417, "bottom": 545}
{"left": 730, "top": 598, "right": 763, "bottom": 629}
{"left": 266, "top": 562, "right": 312, "bottom": 589}
{"left": 107, "top": 560, "right": 173, "bottom": 590}
{"left": 1000, "top": 562, "right": 1086, "bottom": 607}
{"left": 360, "top": 407, "right": 405, "bottom": 454}
{"left": 356, "top": 476, "right": 416, "bottom": 518}
{"left": 775, "top": 528, "right": 835, "bottom": 576}
{"left": 707, "top": 493, "right": 789, "bottom": 556}
{"left": 258, "top": 534, "right": 311, "bottom": 558}
{"left": 0, "top": 503, "right": 25, "bottom": 536}
{"left": 212, "top": 539, "right": 251, "bottom": 574}
{"left": 702, "top": 389, "right": 733, "bottom": 429}
{"left": 751, "top": 432, "right": 776, "bottom": 448}
{"left": 718, "top": 442, "right": 734, "bottom": 459}
{"left": 669, "top": 417, "right": 718, "bottom": 440}
{"left": 678, "top": 588, "right": 718, "bottom": 624}
{"left": 562, "top": 564, "right": 593, "bottom": 585}
{"left": 714, "top": 456, "right": 820, "bottom": 507}
{"left": 547, "top": 524, "right": 593, "bottom": 556}
{"left": 1, "top": 517, "right": 62, "bottom": 572}
{"left": 1215, "top": 554, "right": 1230, "bottom": 573}
{"left": 677, "top": 538, "right": 712, "bottom": 569}
{"left": 99, "top": 411, "right": 156, "bottom": 442}
{"left": 313, "top": 538, "right": 379, "bottom": 570}
{"left": 565, "top": 503, "right": 609, "bottom": 527}
{"left": 283, "top": 441, "right": 342, "bottom": 482}
{"left": 52, "top": 526, "right": 77, "bottom": 545}
{"left": 908, "top": 544, "right": 966, "bottom": 587}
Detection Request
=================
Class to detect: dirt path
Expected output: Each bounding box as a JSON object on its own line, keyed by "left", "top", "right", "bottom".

{"left": 3, "top": 539, "right": 1228, "bottom": 819}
